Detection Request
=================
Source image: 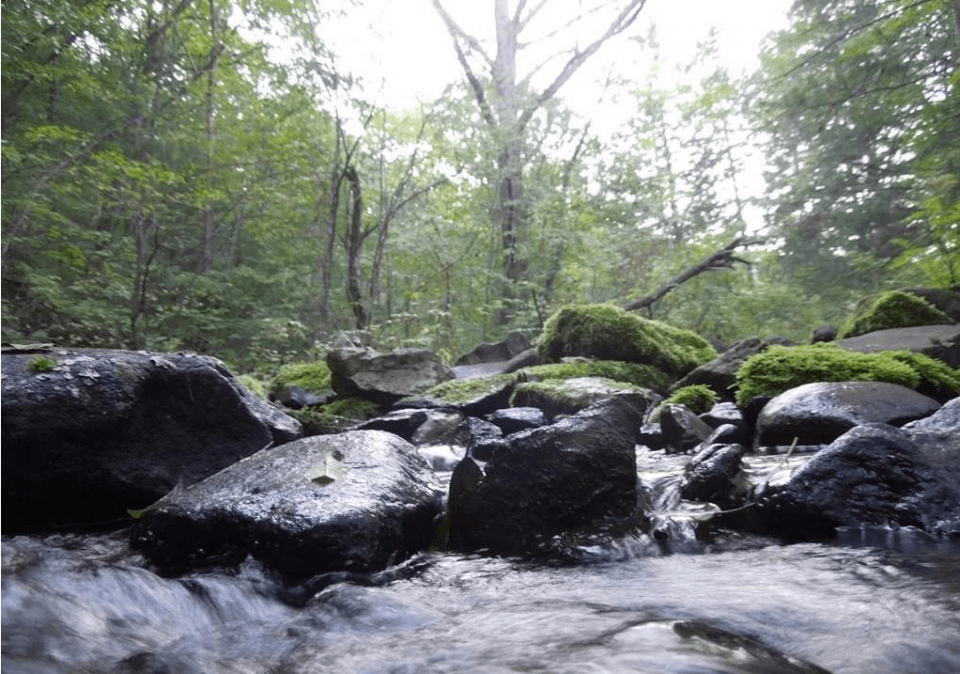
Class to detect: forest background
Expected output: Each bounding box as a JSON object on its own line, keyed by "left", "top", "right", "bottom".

{"left": 2, "top": 0, "right": 958, "bottom": 378}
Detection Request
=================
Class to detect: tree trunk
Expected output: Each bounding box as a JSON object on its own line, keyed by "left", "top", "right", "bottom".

{"left": 344, "top": 166, "right": 368, "bottom": 331}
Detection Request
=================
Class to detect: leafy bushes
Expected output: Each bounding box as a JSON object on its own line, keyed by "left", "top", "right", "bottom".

{"left": 536, "top": 304, "right": 716, "bottom": 380}
{"left": 735, "top": 343, "right": 960, "bottom": 405}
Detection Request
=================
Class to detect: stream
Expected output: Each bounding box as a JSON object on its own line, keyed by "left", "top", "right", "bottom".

{"left": 4, "top": 448, "right": 960, "bottom": 674}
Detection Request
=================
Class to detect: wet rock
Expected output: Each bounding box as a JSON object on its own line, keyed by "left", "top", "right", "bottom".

{"left": 755, "top": 381, "right": 941, "bottom": 448}
{"left": 273, "top": 385, "right": 329, "bottom": 409}
{"left": 447, "top": 394, "right": 648, "bottom": 555}
{"left": 753, "top": 422, "right": 960, "bottom": 539}
{"left": 660, "top": 404, "right": 714, "bottom": 454}
{"left": 411, "top": 409, "right": 466, "bottom": 446}
{"left": 672, "top": 337, "right": 793, "bottom": 401}
{"left": 354, "top": 408, "right": 429, "bottom": 442}
{"left": 811, "top": 325, "right": 839, "bottom": 343}
{"left": 485, "top": 407, "right": 547, "bottom": 434}
{"left": 326, "top": 347, "right": 454, "bottom": 405}
{"left": 836, "top": 324, "right": 960, "bottom": 368}
{"left": 454, "top": 331, "right": 532, "bottom": 366}
{"left": 1, "top": 348, "right": 301, "bottom": 533}
{"left": 397, "top": 375, "right": 517, "bottom": 417}
{"left": 511, "top": 376, "right": 654, "bottom": 422}
{"left": 130, "top": 431, "right": 442, "bottom": 582}
{"left": 680, "top": 442, "right": 747, "bottom": 509}
{"left": 699, "top": 402, "right": 751, "bottom": 445}
{"left": 456, "top": 416, "right": 506, "bottom": 461}
{"left": 638, "top": 422, "right": 666, "bottom": 450}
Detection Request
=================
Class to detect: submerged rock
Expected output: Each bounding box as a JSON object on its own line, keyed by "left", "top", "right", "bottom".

{"left": 447, "top": 393, "right": 648, "bottom": 555}
{"left": 1, "top": 348, "right": 301, "bottom": 533}
{"left": 755, "top": 381, "right": 941, "bottom": 448}
{"left": 130, "top": 431, "right": 442, "bottom": 582}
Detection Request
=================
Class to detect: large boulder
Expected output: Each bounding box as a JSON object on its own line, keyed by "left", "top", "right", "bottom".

{"left": 511, "top": 376, "right": 656, "bottom": 422}
{"left": 326, "top": 347, "right": 454, "bottom": 405}
{"left": 836, "top": 324, "right": 960, "bottom": 368}
{"left": 671, "top": 337, "right": 792, "bottom": 400}
{"left": 447, "top": 393, "right": 648, "bottom": 555}
{"left": 1, "top": 348, "right": 301, "bottom": 533}
{"left": 752, "top": 416, "right": 960, "bottom": 539}
{"left": 454, "top": 330, "right": 532, "bottom": 366}
{"left": 755, "top": 381, "right": 941, "bottom": 448}
{"left": 130, "top": 431, "right": 442, "bottom": 581}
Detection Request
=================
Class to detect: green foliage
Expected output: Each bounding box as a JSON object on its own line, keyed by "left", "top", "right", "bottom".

{"left": 735, "top": 343, "right": 959, "bottom": 405}
{"left": 662, "top": 385, "right": 720, "bottom": 414}
{"left": 841, "top": 291, "right": 953, "bottom": 338}
{"left": 523, "top": 360, "right": 671, "bottom": 394}
{"left": 236, "top": 374, "right": 267, "bottom": 399}
{"left": 27, "top": 355, "right": 57, "bottom": 373}
{"left": 290, "top": 398, "right": 381, "bottom": 435}
{"left": 537, "top": 304, "right": 716, "bottom": 379}
{"left": 268, "top": 361, "right": 332, "bottom": 397}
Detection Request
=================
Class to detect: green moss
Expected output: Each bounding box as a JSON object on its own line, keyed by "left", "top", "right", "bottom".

{"left": 841, "top": 290, "right": 953, "bottom": 338}
{"left": 735, "top": 343, "right": 960, "bottom": 405}
{"left": 662, "top": 384, "right": 720, "bottom": 414}
{"left": 419, "top": 373, "right": 518, "bottom": 404}
{"left": 268, "top": 360, "right": 332, "bottom": 397}
{"left": 236, "top": 374, "right": 267, "bottom": 398}
{"left": 536, "top": 304, "right": 716, "bottom": 379}
{"left": 523, "top": 359, "right": 671, "bottom": 393}
{"left": 290, "top": 397, "right": 381, "bottom": 435}
{"left": 27, "top": 355, "right": 57, "bottom": 373}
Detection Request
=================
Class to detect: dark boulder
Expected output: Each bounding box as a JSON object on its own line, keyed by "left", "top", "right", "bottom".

{"left": 752, "top": 419, "right": 960, "bottom": 539}
{"left": 679, "top": 442, "right": 747, "bottom": 510}
{"left": 755, "top": 381, "right": 941, "bottom": 448}
{"left": 699, "top": 402, "right": 751, "bottom": 445}
{"left": 454, "top": 331, "right": 532, "bottom": 366}
{"left": 1, "top": 348, "right": 301, "bottom": 533}
{"left": 485, "top": 407, "right": 548, "bottom": 435}
{"left": 354, "top": 408, "right": 429, "bottom": 442}
{"left": 671, "top": 337, "right": 793, "bottom": 401}
{"left": 326, "top": 347, "right": 454, "bottom": 405}
{"left": 836, "top": 325, "right": 960, "bottom": 368}
{"left": 511, "top": 376, "right": 654, "bottom": 422}
{"left": 447, "top": 393, "right": 648, "bottom": 555}
{"left": 130, "top": 431, "right": 442, "bottom": 581}
{"left": 660, "top": 404, "right": 714, "bottom": 454}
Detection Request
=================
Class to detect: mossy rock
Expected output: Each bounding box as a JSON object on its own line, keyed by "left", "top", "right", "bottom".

{"left": 522, "top": 359, "right": 672, "bottom": 393}
{"left": 511, "top": 376, "right": 653, "bottom": 421}
{"left": 841, "top": 290, "right": 953, "bottom": 339}
{"left": 536, "top": 304, "right": 716, "bottom": 380}
{"left": 268, "top": 361, "right": 332, "bottom": 398}
{"left": 290, "top": 397, "right": 381, "bottom": 435}
{"left": 662, "top": 384, "right": 719, "bottom": 414}
{"left": 735, "top": 343, "right": 960, "bottom": 406}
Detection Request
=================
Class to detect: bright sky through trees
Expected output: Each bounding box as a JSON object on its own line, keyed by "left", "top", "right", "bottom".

{"left": 320, "top": 0, "right": 792, "bottom": 113}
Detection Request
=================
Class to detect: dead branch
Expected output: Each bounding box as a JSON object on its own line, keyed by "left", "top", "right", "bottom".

{"left": 624, "top": 236, "right": 766, "bottom": 317}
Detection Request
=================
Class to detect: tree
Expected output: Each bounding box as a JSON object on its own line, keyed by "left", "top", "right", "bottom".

{"left": 433, "top": 0, "right": 647, "bottom": 322}
{"left": 753, "top": 0, "right": 959, "bottom": 299}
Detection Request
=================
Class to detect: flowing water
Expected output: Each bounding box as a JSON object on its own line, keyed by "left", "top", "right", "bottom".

{"left": 4, "top": 448, "right": 960, "bottom": 674}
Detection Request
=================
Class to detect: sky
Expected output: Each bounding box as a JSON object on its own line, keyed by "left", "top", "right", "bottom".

{"left": 321, "top": 0, "right": 794, "bottom": 113}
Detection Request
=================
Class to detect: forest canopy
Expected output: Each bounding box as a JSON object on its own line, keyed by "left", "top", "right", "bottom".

{"left": 2, "top": 0, "right": 958, "bottom": 374}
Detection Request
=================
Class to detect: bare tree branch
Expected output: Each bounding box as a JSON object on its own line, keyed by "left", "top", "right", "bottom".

{"left": 519, "top": 0, "right": 647, "bottom": 129}
{"left": 624, "top": 236, "right": 766, "bottom": 316}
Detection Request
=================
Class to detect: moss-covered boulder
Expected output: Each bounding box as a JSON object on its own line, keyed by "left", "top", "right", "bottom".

{"left": 841, "top": 290, "right": 954, "bottom": 339}
{"left": 536, "top": 304, "right": 716, "bottom": 381}
{"left": 523, "top": 359, "right": 672, "bottom": 393}
{"left": 269, "top": 361, "right": 332, "bottom": 398}
{"left": 735, "top": 343, "right": 960, "bottom": 406}
{"left": 289, "top": 397, "right": 382, "bottom": 436}
{"left": 511, "top": 376, "right": 656, "bottom": 421}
